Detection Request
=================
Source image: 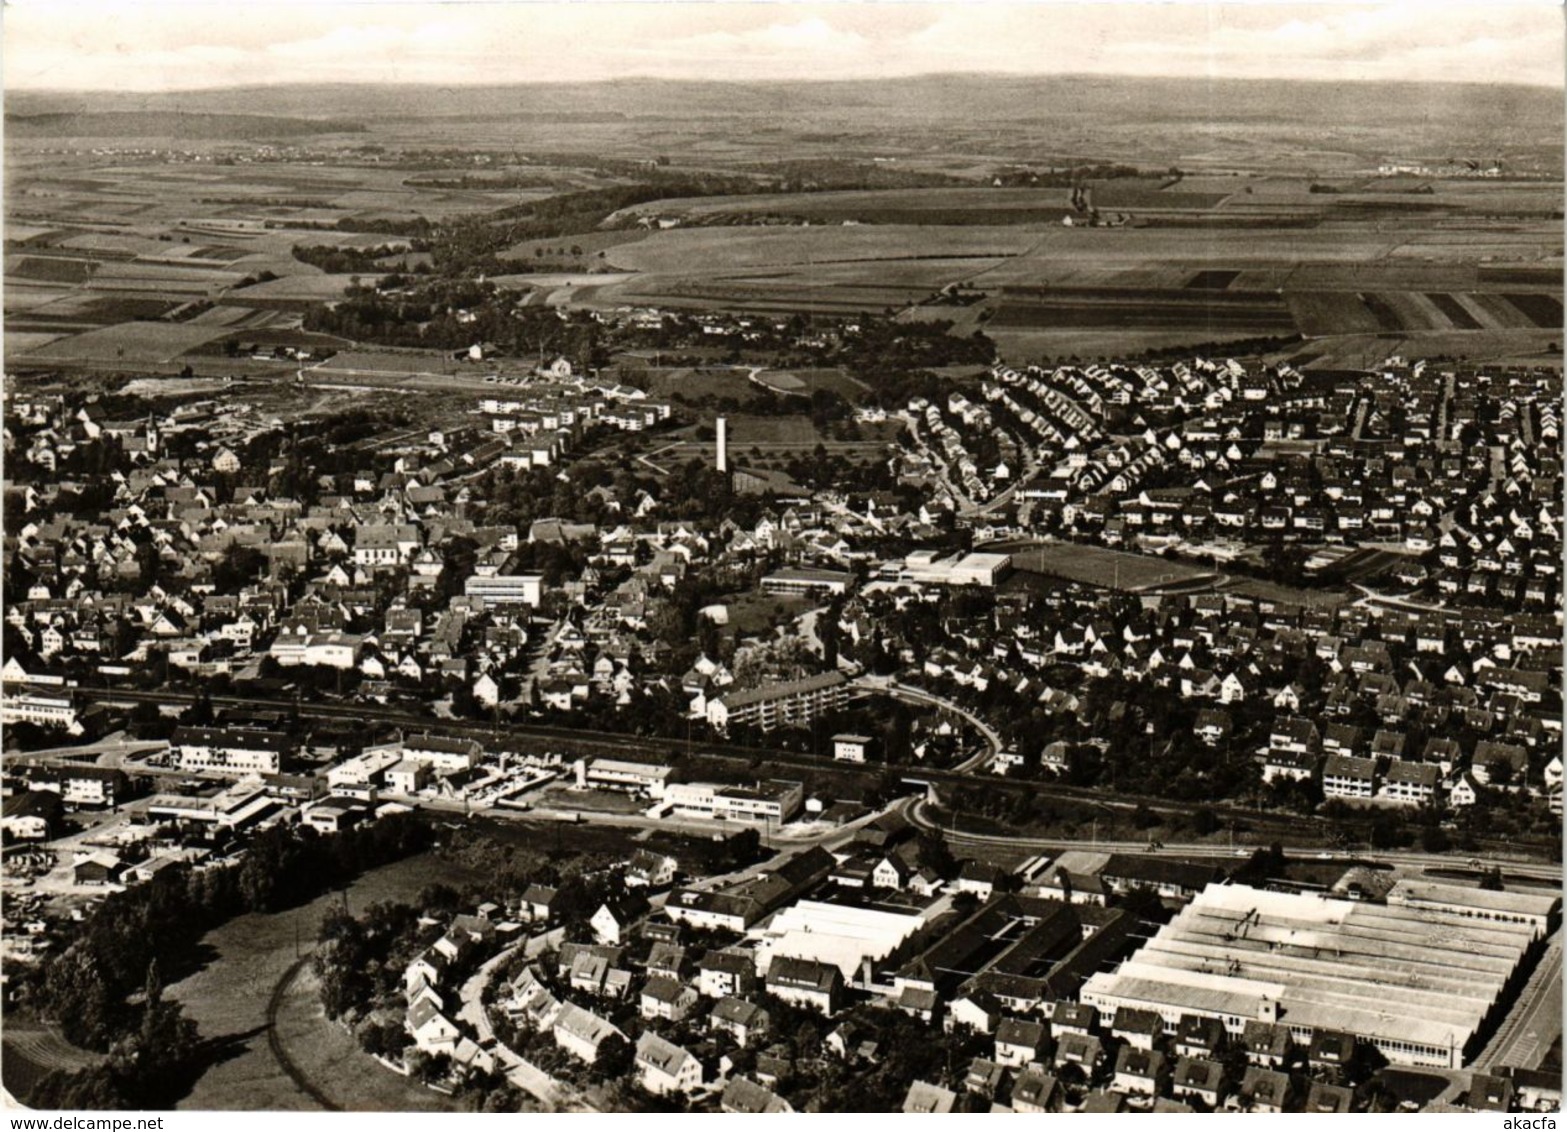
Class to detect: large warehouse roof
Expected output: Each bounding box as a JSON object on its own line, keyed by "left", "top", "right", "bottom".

{"left": 753, "top": 898, "right": 929, "bottom": 978}
{"left": 1081, "top": 883, "right": 1539, "bottom": 1066}
{"left": 1385, "top": 879, "right": 1560, "bottom": 924}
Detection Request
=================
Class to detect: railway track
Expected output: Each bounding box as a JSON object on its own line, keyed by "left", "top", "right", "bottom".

{"left": 69, "top": 684, "right": 1560, "bottom": 872}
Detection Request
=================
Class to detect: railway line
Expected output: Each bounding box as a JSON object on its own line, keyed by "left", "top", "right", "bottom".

{"left": 64, "top": 684, "right": 1561, "bottom": 872}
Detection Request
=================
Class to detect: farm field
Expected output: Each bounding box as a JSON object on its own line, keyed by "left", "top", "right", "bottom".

{"left": 21, "top": 321, "right": 236, "bottom": 363}
{"left": 985, "top": 326, "right": 1262, "bottom": 361}
{"left": 3, "top": 331, "right": 68, "bottom": 352}
{"left": 498, "top": 228, "right": 650, "bottom": 263}
{"left": 1, "top": 1020, "right": 105, "bottom": 1103}
{"left": 5, "top": 83, "right": 1561, "bottom": 376}
{"left": 990, "top": 285, "right": 1297, "bottom": 333}
{"left": 1281, "top": 328, "right": 1561, "bottom": 371}
{"left": 217, "top": 273, "right": 360, "bottom": 304}
{"left": 607, "top": 225, "right": 1039, "bottom": 273}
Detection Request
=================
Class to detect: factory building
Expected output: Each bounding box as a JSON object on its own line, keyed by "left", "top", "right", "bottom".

{"left": 1080, "top": 883, "right": 1542, "bottom": 1070}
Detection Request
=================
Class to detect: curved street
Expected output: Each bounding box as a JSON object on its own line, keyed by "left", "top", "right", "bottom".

{"left": 455, "top": 929, "right": 595, "bottom": 1112}
{"left": 852, "top": 674, "right": 1003, "bottom": 772}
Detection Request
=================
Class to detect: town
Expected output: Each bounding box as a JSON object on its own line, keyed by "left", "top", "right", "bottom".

{"left": 2, "top": 8, "right": 1563, "bottom": 1116}
{"left": 2, "top": 331, "right": 1561, "bottom": 1113}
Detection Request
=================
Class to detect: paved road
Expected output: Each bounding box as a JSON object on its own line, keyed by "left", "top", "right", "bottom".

{"left": 904, "top": 798, "right": 1564, "bottom": 883}
{"left": 851, "top": 675, "right": 1003, "bottom": 773}
{"left": 904, "top": 414, "right": 980, "bottom": 513}
{"left": 1474, "top": 931, "right": 1563, "bottom": 1072}
{"left": 1351, "top": 397, "right": 1371, "bottom": 441}
{"left": 456, "top": 929, "right": 588, "bottom": 1111}
{"left": 15, "top": 733, "right": 169, "bottom": 767}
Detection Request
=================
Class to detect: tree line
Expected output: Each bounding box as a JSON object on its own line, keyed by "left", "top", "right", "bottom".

{"left": 17, "top": 814, "right": 433, "bottom": 1109}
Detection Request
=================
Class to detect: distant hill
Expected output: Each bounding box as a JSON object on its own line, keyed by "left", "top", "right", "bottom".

{"left": 9, "top": 76, "right": 1561, "bottom": 133}
{"left": 4, "top": 111, "right": 366, "bottom": 139}
{"left": 5, "top": 76, "right": 1559, "bottom": 158}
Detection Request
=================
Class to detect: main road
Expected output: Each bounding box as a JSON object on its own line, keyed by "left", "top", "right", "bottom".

{"left": 1472, "top": 930, "right": 1563, "bottom": 1073}
{"left": 901, "top": 797, "right": 1564, "bottom": 885}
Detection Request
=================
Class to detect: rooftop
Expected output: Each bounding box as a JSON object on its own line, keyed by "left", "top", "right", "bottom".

{"left": 1081, "top": 883, "right": 1538, "bottom": 1055}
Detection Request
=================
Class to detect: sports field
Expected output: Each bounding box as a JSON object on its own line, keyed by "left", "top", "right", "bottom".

{"left": 1009, "top": 541, "right": 1220, "bottom": 592}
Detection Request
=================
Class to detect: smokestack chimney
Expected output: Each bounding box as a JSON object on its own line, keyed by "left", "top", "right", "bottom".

{"left": 716, "top": 416, "right": 728, "bottom": 473}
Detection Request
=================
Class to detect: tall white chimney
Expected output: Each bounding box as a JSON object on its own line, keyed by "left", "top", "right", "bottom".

{"left": 716, "top": 416, "right": 728, "bottom": 473}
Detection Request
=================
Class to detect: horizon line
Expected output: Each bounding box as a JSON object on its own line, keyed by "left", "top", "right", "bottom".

{"left": 9, "top": 69, "right": 1566, "bottom": 97}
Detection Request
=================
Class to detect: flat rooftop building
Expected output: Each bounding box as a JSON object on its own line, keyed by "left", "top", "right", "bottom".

{"left": 1384, "top": 879, "right": 1559, "bottom": 935}
{"left": 464, "top": 573, "right": 544, "bottom": 609}
{"left": 582, "top": 758, "right": 675, "bottom": 799}
{"left": 761, "top": 567, "right": 852, "bottom": 597}
{"left": 1080, "top": 883, "right": 1540, "bottom": 1070}
{"left": 707, "top": 671, "right": 849, "bottom": 733}
{"left": 752, "top": 897, "right": 931, "bottom": 979}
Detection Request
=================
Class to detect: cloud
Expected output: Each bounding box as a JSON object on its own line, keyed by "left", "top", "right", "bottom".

{"left": 1101, "top": 2, "right": 1566, "bottom": 83}
{"left": 4, "top": 0, "right": 1562, "bottom": 90}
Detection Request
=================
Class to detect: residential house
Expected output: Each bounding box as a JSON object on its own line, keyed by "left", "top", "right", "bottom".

{"left": 1113, "top": 1047, "right": 1168, "bottom": 1098}
{"left": 721, "top": 1077, "right": 793, "bottom": 1114}
{"left": 902, "top": 1081, "right": 958, "bottom": 1114}
{"left": 765, "top": 956, "right": 843, "bottom": 1015}
{"left": 639, "top": 975, "right": 698, "bottom": 1022}
{"left": 698, "top": 947, "right": 758, "bottom": 999}
{"left": 1238, "top": 1066, "right": 1293, "bottom": 1113}
{"left": 635, "top": 1032, "right": 703, "bottom": 1096}
{"left": 993, "top": 1017, "right": 1047, "bottom": 1069}
{"left": 552, "top": 1003, "right": 625, "bottom": 1064}
{"left": 590, "top": 892, "right": 649, "bottom": 945}
{"left": 1010, "top": 1067, "right": 1064, "bottom": 1114}
{"left": 1322, "top": 754, "right": 1378, "bottom": 799}
{"left": 709, "top": 997, "right": 769, "bottom": 1047}
{"left": 1171, "top": 1056, "right": 1226, "bottom": 1109}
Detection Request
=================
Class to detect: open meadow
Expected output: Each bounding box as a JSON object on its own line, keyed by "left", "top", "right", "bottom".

{"left": 168, "top": 852, "right": 479, "bottom": 1112}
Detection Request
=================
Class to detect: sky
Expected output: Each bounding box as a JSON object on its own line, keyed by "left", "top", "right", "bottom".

{"left": 4, "top": 0, "right": 1563, "bottom": 92}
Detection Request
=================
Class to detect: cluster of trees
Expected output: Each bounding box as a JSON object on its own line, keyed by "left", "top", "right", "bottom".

{"left": 291, "top": 243, "right": 428, "bottom": 274}
{"left": 987, "top": 162, "right": 1149, "bottom": 188}
{"left": 473, "top": 454, "right": 749, "bottom": 534}
{"left": 315, "top": 900, "right": 433, "bottom": 1022}
{"left": 23, "top": 815, "right": 432, "bottom": 1051}
{"left": 23, "top": 963, "right": 200, "bottom": 1110}
{"left": 284, "top": 215, "right": 436, "bottom": 239}
{"left": 19, "top": 816, "right": 430, "bottom": 1108}
{"left": 836, "top": 319, "right": 995, "bottom": 397}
